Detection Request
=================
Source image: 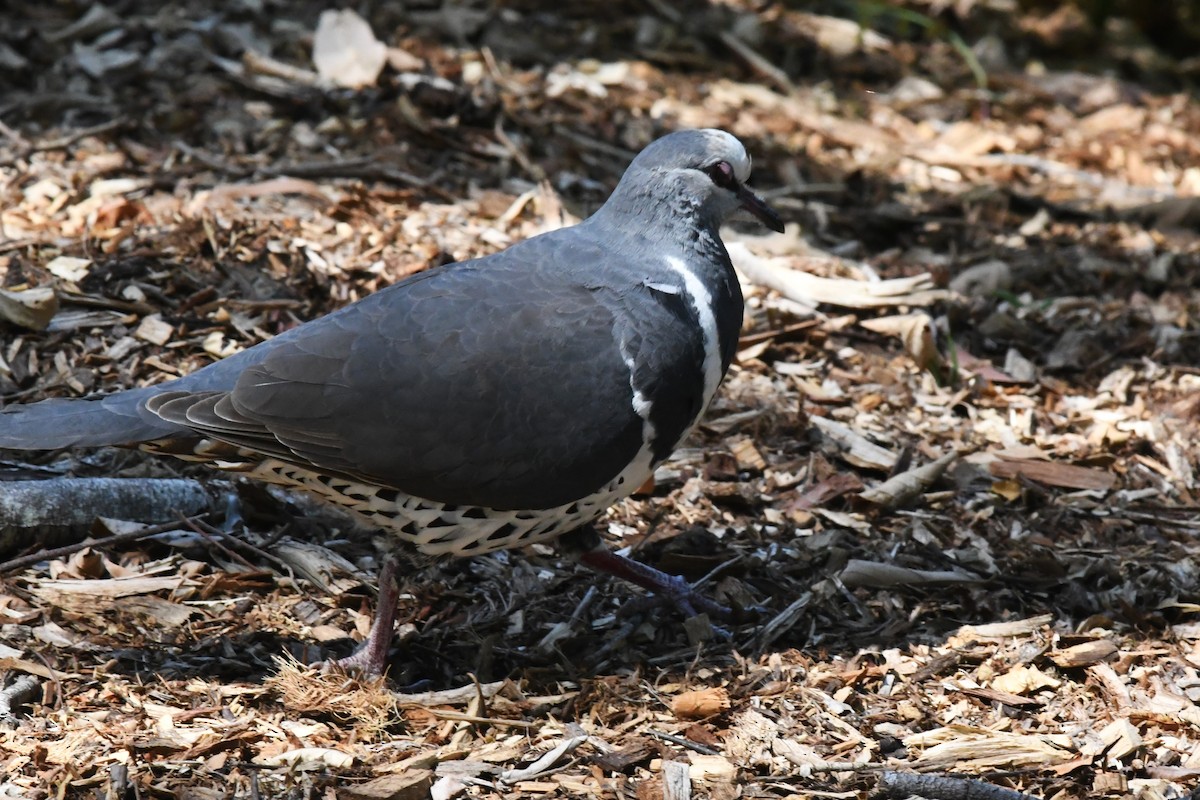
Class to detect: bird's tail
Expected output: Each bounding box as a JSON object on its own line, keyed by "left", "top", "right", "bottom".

{"left": 0, "top": 386, "right": 189, "bottom": 450}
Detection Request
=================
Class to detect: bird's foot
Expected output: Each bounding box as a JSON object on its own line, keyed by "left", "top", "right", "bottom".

{"left": 576, "top": 548, "right": 733, "bottom": 639}
{"left": 319, "top": 555, "right": 400, "bottom": 679}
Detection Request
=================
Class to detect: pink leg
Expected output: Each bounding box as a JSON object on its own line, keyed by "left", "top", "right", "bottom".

{"left": 326, "top": 555, "right": 400, "bottom": 677}
{"left": 576, "top": 548, "right": 731, "bottom": 623}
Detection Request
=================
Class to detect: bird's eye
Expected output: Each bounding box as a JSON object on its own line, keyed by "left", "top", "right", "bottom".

{"left": 705, "top": 160, "right": 737, "bottom": 190}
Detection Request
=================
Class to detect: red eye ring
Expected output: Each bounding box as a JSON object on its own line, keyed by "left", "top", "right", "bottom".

{"left": 705, "top": 160, "right": 737, "bottom": 189}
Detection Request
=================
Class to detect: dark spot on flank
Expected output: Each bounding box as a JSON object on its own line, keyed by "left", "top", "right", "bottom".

{"left": 487, "top": 524, "right": 517, "bottom": 542}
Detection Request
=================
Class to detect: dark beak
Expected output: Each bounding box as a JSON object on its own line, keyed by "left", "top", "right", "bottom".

{"left": 736, "top": 183, "right": 785, "bottom": 233}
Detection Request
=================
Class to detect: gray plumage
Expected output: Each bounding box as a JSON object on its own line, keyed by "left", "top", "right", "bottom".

{"left": 0, "top": 129, "right": 782, "bottom": 555}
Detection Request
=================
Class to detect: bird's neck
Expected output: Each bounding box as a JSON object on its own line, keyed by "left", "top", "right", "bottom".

{"left": 587, "top": 195, "right": 744, "bottom": 376}
{"left": 590, "top": 189, "right": 727, "bottom": 268}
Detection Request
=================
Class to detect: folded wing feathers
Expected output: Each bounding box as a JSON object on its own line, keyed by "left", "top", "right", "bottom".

{"left": 144, "top": 390, "right": 365, "bottom": 483}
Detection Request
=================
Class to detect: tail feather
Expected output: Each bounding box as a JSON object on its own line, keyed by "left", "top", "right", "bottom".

{"left": 0, "top": 386, "right": 189, "bottom": 450}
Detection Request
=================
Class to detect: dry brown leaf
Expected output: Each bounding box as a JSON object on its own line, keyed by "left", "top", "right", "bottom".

{"left": 858, "top": 313, "right": 943, "bottom": 373}
{"left": 810, "top": 416, "right": 897, "bottom": 471}
{"left": 990, "top": 665, "right": 1062, "bottom": 695}
{"left": 859, "top": 450, "right": 958, "bottom": 508}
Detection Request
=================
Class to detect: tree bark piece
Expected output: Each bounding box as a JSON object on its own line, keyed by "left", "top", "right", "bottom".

{"left": 0, "top": 477, "right": 212, "bottom": 555}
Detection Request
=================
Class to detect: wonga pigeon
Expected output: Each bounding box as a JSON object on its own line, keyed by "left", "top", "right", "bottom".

{"left": 0, "top": 128, "right": 783, "bottom": 675}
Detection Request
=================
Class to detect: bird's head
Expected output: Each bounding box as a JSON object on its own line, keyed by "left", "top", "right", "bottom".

{"left": 608, "top": 128, "right": 784, "bottom": 234}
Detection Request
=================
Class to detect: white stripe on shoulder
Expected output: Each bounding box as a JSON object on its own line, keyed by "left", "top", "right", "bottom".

{"left": 663, "top": 255, "right": 723, "bottom": 410}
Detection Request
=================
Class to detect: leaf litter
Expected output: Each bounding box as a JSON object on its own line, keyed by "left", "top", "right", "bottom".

{"left": 1, "top": 0, "right": 1200, "bottom": 797}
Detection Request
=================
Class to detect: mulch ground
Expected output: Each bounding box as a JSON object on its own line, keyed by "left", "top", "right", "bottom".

{"left": 2, "top": 2, "right": 1200, "bottom": 798}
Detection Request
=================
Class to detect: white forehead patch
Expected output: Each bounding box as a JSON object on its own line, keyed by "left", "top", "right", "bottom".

{"left": 700, "top": 128, "right": 752, "bottom": 182}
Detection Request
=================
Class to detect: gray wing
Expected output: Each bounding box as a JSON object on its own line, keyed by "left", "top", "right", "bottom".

{"left": 150, "top": 234, "right": 660, "bottom": 510}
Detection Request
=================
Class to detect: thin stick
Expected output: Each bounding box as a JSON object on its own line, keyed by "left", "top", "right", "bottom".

{"left": 0, "top": 515, "right": 209, "bottom": 574}
{"left": 647, "top": 729, "right": 720, "bottom": 756}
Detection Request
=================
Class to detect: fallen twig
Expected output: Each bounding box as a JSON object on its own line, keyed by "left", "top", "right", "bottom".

{"left": 728, "top": 242, "right": 951, "bottom": 309}
{"left": 647, "top": 729, "right": 721, "bottom": 756}
{"left": 0, "top": 514, "right": 210, "bottom": 574}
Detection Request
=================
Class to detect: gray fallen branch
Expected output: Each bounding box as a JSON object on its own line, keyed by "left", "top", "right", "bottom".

{"left": 0, "top": 674, "right": 40, "bottom": 726}
{"left": 879, "top": 770, "right": 1039, "bottom": 800}
{"left": 0, "top": 477, "right": 212, "bottom": 557}
{"left": 839, "top": 560, "right": 982, "bottom": 589}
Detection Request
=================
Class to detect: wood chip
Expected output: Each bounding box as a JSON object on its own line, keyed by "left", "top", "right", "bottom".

{"left": 135, "top": 313, "right": 174, "bottom": 345}
{"left": 593, "top": 738, "right": 656, "bottom": 772}
{"left": 728, "top": 436, "right": 767, "bottom": 472}
{"left": 45, "top": 256, "right": 92, "bottom": 282}
{"left": 839, "top": 560, "right": 981, "bottom": 588}
{"left": 341, "top": 770, "right": 435, "bottom": 800}
{"left": 255, "top": 747, "right": 355, "bottom": 769}
{"left": 671, "top": 687, "right": 731, "bottom": 720}
{"left": 728, "top": 242, "right": 950, "bottom": 309}
{"left": 687, "top": 753, "right": 736, "bottom": 784}
{"left": 989, "top": 456, "right": 1115, "bottom": 491}
{"left": 0, "top": 286, "right": 58, "bottom": 331}
{"left": 958, "top": 686, "right": 1043, "bottom": 708}
{"left": 1081, "top": 719, "right": 1140, "bottom": 761}
{"left": 1050, "top": 639, "right": 1118, "bottom": 668}
{"left": 952, "top": 615, "right": 1053, "bottom": 642}
{"left": 30, "top": 576, "right": 195, "bottom": 600}
{"left": 662, "top": 759, "right": 691, "bottom": 800}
